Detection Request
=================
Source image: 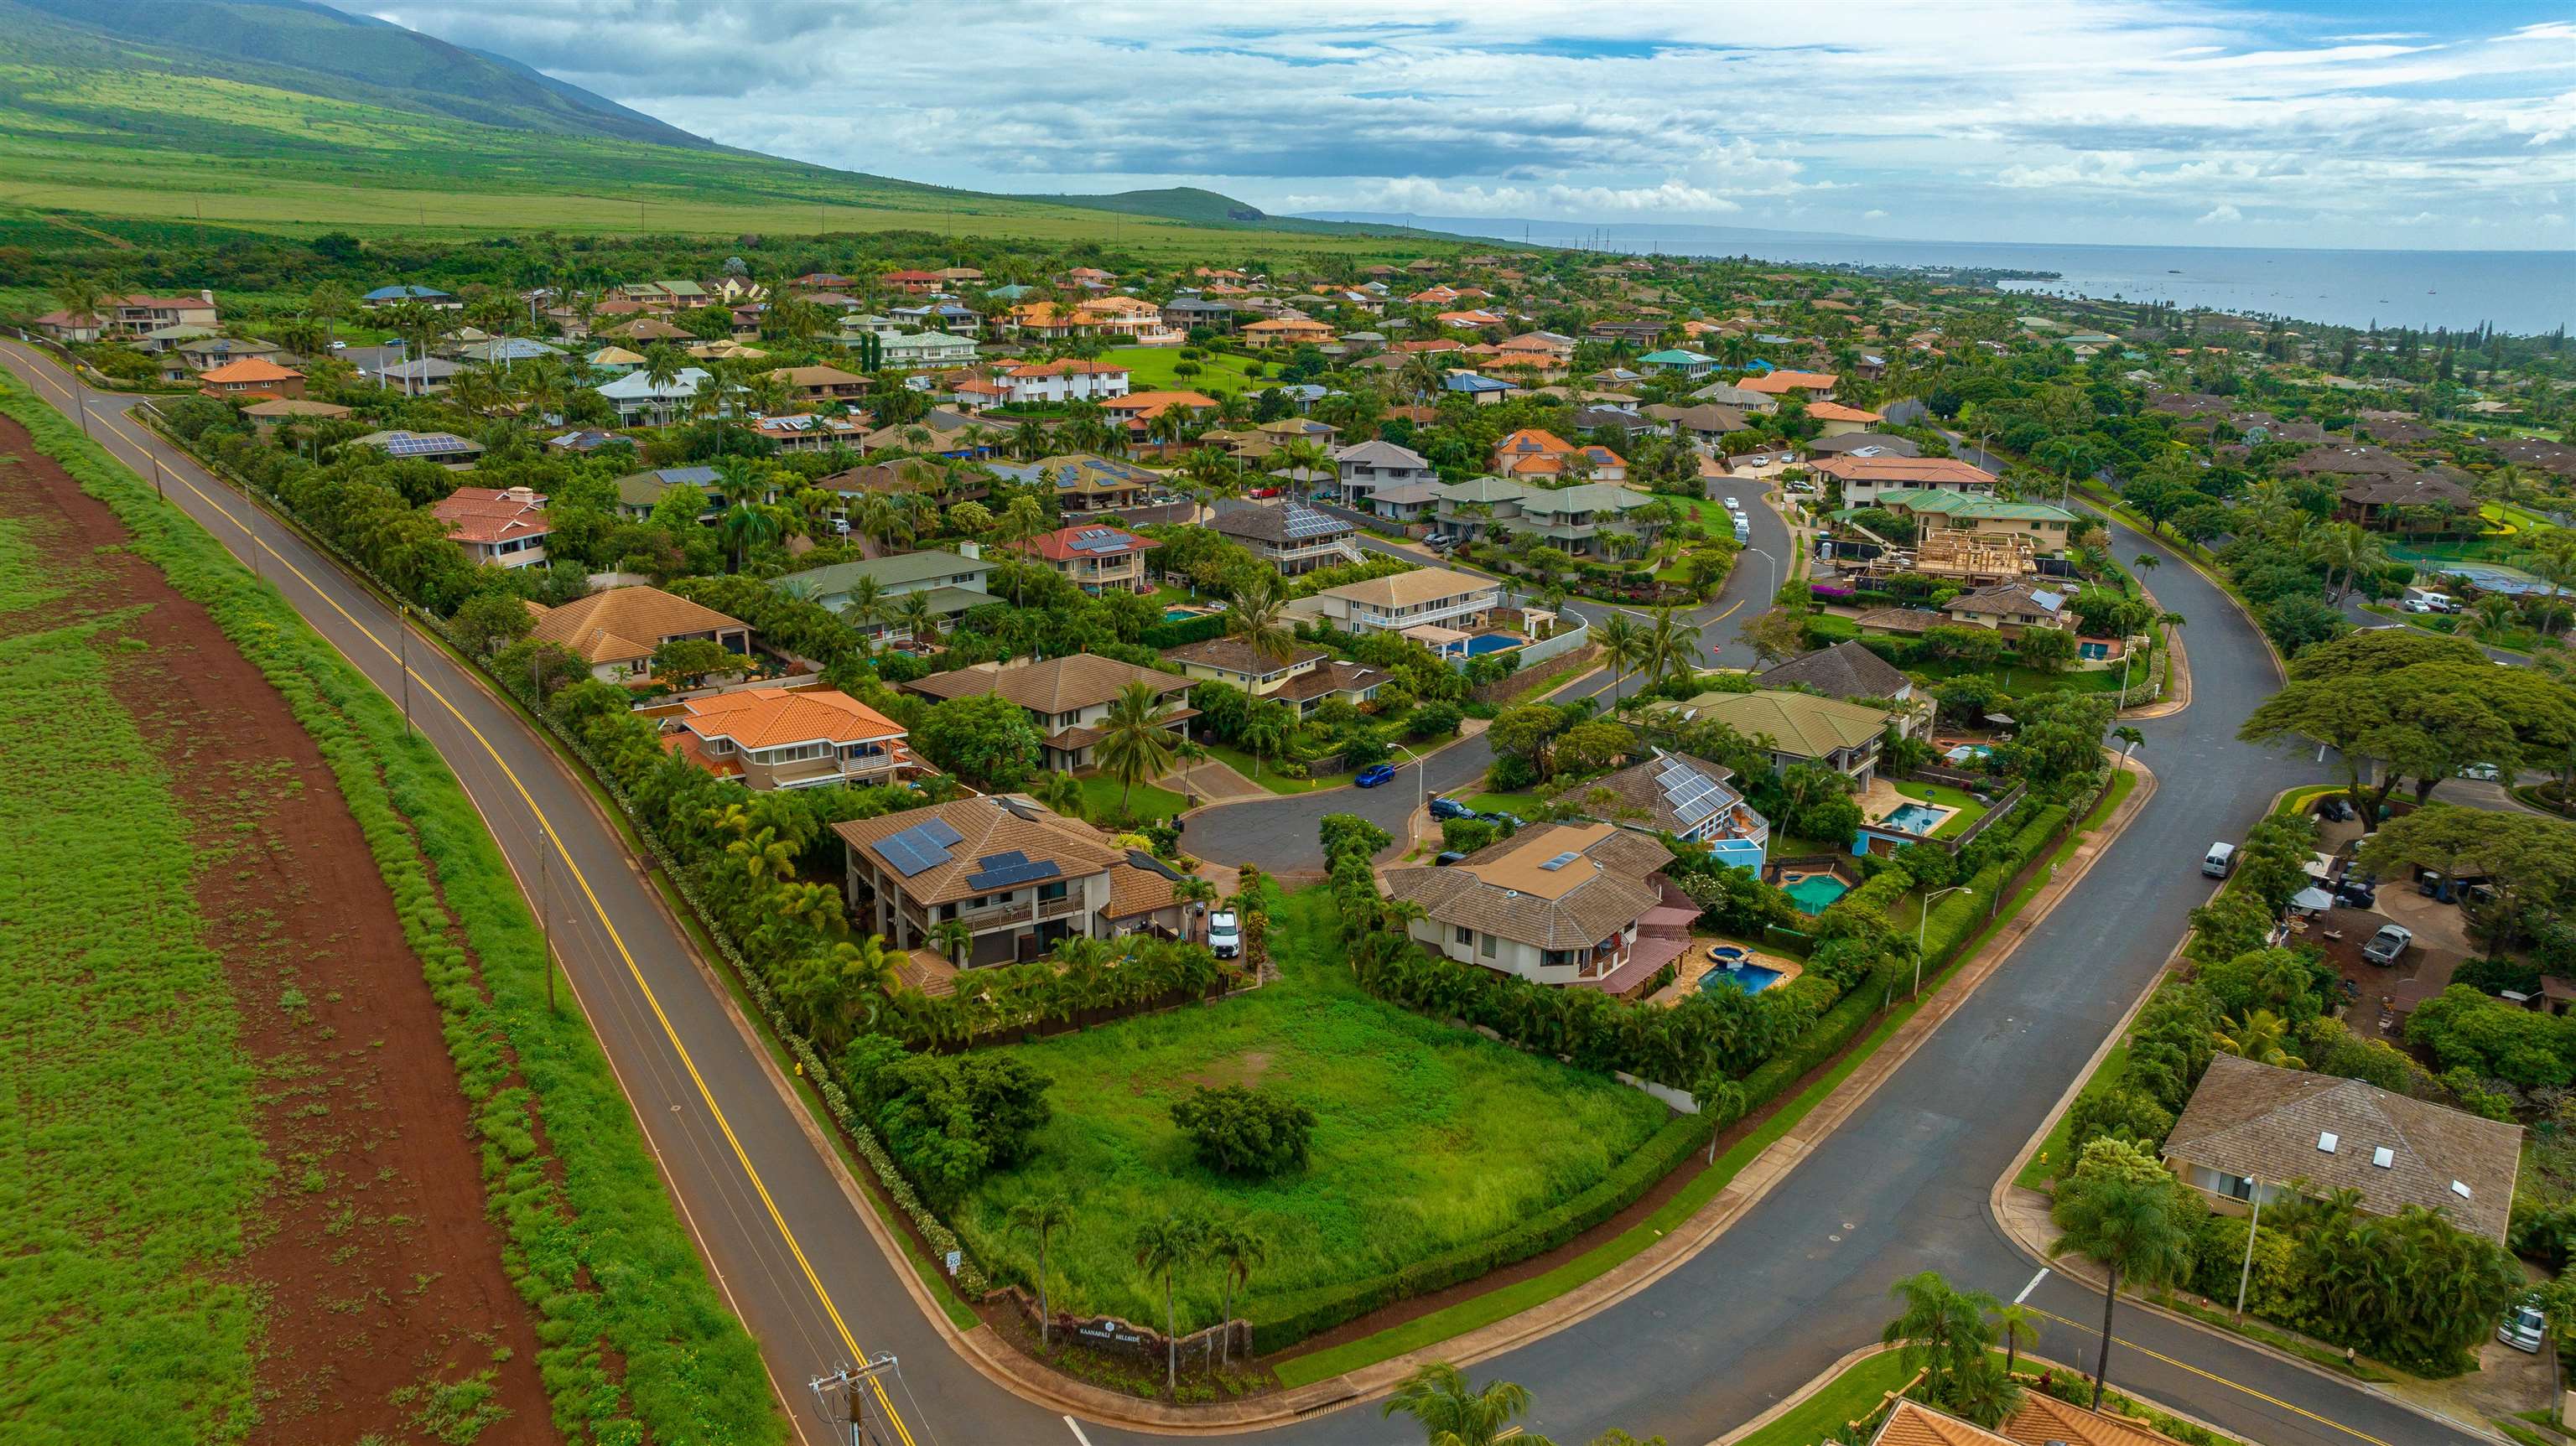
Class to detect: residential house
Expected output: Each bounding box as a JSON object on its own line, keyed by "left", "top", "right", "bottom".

{"left": 1435, "top": 309, "right": 1505, "bottom": 330}
{"left": 35, "top": 291, "right": 220, "bottom": 342}
{"left": 1287, "top": 566, "right": 1503, "bottom": 636}
{"left": 903, "top": 656, "right": 1195, "bottom": 770}
{"left": 2335, "top": 471, "right": 2479, "bottom": 530}
{"left": 453, "top": 337, "right": 565, "bottom": 367}
{"left": 664, "top": 687, "right": 914, "bottom": 790}
{"left": 1660, "top": 689, "right": 1891, "bottom": 785}
{"left": 831, "top": 795, "right": 1127, "bottom": 967}
{"left": 611, "top": 464, "right": 724, "bottom": 520}
{"left": 242, "top": 398, "right": 351, "bottom": 428}
{"left": 768, "top": 364, "right": 870, "bottom": 406}
{"left": 1638, "top": 348, "right": 1717, "bottom": 378}
{"left": 361, "top": 284, "right": 458, "bottom": 310}
{"left": 1161, "top": 297, "right": 1241, "bottom": 333}
{"left": 1581, "top": 750, "right": 1769, "bottom": 868}
{"left": 585, "top": 345, "right": 647, "bottom": 375}
{"left": 880, "top": 269, "right": 943, "bottom": 295}
{"left": 1869, "top": 489, "right": 2076, "bottom": 551}
{"left": 1104, "top": 391, "right": 1219, "bottom": 445}
{"left": 1441, "top": 372, "right": 1517, "bottom": 404}
{"left": 430, "top": 485, "right": 550, "bottom": 569}
{"left": 1863, "top": 1397, "right": 2197, "bottom": 1446}
{"left": 1942, "top": 581, "right": 2071, "bottom": 640}
{"left": 870, "top": 329, "right": 980, "bottom": 367}
{"left": 351, "top": 430, "right": 483, "bottom": 467}
{"left": 1367, "top": 479, "right": 1445, "bottom": 526}
{"left": 1207, "top": 500, "right": 1362, "bottom": 575}
{"left": 771, "top": 549, "right": 998, "bottom": 640}
{"left": 2164, "top": 1055, "right": 2520, "bottom": 1245}
{"left": 1644, "top": 402, "right": 1749, "bottom": 450}
{"left": 1690, "top": 381, "right": 1779, "bottom": 413}
{"left": 1492, "top": 428, "right": 1625, "bottom": 481}
{"left": 1807, "top": 432, "right": 1921, "bottom": 459}
{"left": 988, "top": 454, "right": 1163, "bottom": 516}
{"left": 1739, "top": 369, "right": 1838, "bottom": 399}
{"left": 597, "top": 366, "right": 722, "bottom": 425}
{"left": 172, "top": 336, "right": 284, "bottom": 372}
{"left": 197, "top": 357, "right": 304, "bottom": 401}
{"left": 1813, "top": 455, "right": 1999, "bottom": 508}
{"left": 376, "top": 357, "right": 464, "bottom": 396}
{"left": 1806, "top": 401, "right": 1885, "bottom": 437}
{"left": 1509, "top": 483, "right": 1662, "bottom": 558}
{"left": 1381, "top": 822, "right": 1684, "bottom": 993}
{"left": 751, "top": 413, "right": 866, "bottom": 452}
{"left": 525, "top": 584, "right": 752, "bottom": 684}
{"left": 1005, "top": 522, "right": 1160, "bottom": 595}
{"left": 1241, "top": 316, "right": 1337, "bottom": 349}
{"left": 1157, "top": 637, "right": 1386, "bottom": 718}
{"left": 1755, "top": 642, "right": 1932, "bottom": 739}
{"left": 989, "top": 360, "right": 1131, "bottom": 406}
{"left": 135, "top": 322, "right": 221, "bottom": 353}
{"left": 1333, "top": 439, "right": 1436, "bottom": 509}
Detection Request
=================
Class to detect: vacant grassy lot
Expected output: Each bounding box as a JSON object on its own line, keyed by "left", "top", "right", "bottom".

{"left": 953, "top": 887, "right": 1669, "bottom": 1330}
{"left": 1100, "top": 345, "right": 1272, "bottom": 396}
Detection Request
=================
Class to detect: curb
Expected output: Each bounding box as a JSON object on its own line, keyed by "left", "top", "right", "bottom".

{"left": 2116, "top": 573, "right": 2194, "bottom": 722}
{"left": 1714, "top": 1345, "right": 2253, "bottom": 1446}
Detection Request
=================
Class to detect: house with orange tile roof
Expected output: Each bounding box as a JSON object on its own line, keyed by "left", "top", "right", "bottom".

{"left": 662, "top": 686, "right": 915, "bottom": 790}
{"left": 992, "top": 359, "right": 1131, "bottom": 406}
{"left": 903, "top": 655, "right": 1194, "bottom": 770}
{"left": 1240, "top": 315, "right": 1337, "bottom": 350}
{"left": 1741, "top": 368, "right": 1840, "bottom": 398}
{"left": 197, "top": 356, "right": 304, "bottom": 401}
{"left": 1866, "top": 1393, "right": 2192, "bottom": 1446}
{"left": 1104, "top": 390, "right": 1219, "bottom": 443}
{"left": 1807, "top": 400, "right": 1887, "bottom": 437}
{"left": 1436, "top": 308, "right": 1505, "bottom": 329}
{"left": 430, "top": 485, "right": 551, "bottom": 569}
{"left": 1491, "top": 428, "right": 1628, "bottom": 481}
{"left": 1001, "top": 301, "right": 1091, "bottom": 338}
{"left": 525, "top": 583, "right": 752, "bottom": 683}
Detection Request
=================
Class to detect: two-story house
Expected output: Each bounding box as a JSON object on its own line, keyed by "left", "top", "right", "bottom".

{"left": 1660, "top": 689, "right": 1893, "bottom": 785}
{"left": 1581, "top": 750, "right": 1770, "bottom": 870}
{"left": 665, "top": 687, "right": 914, "bottom": 790}
{"left": 525, "top": 584, "right": 753, "bottom": 683}
{"left": 430, "top": 485, "right": 551, "bottom": 569}
{"left": 833, "top": 796, "right": 1127, "bottom": 967}
{"left": 1509, "top": 483, "right": 1660, "bottom": 558}
{"left": 1208, "top": 500, "right": 1362, "bottom": 575}
{"left": 1286, "top": 566, "right": 1502, "bottom": 636}
{"left": 771, "top": 548, "right": 999, "bottom": 640}
{"left": 1811, "top": 455, "right": 1998, "bottom": 508}
{"left": 1869, "top": 489, "right": 2076, "bottom": 552}
{"left": 904, "top": 656, "right": 1195, "bottom": 770}
{"left": 1332, "top": 439, "right": 1435, "bottom": 510}
{"left": 1382, "top": 822, "right": 1685, "bottom": 994}
{"left": 1158, "top": 637, "right": 1386, "bottom": 718}
{"left": 1006, "top": 523, "right": 1160, "bottom": 596}
{"left": 1755, "top": 642, "right": 1934, "bottom": 739}
{"left": 766, "top": 365, "right": 870, "bottom": 407}
{"left": 596, "top": 367, "right": 725, "bottom": 426}
{"left": 991, "top": 360, "right": 1131, "bottom": 406}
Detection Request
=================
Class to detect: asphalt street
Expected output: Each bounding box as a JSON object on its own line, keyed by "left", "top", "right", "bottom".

{"left": 8, "top": 345, "right": 2490, "bottom": 1446}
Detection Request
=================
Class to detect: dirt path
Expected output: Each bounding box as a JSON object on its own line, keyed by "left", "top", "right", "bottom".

{"left": 0, "top": 414, "right": 556, "bottom": 1443}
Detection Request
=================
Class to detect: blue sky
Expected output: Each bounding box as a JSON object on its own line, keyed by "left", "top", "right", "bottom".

{"left": 361, "top": 2, "right": 2576, "bottom": 249}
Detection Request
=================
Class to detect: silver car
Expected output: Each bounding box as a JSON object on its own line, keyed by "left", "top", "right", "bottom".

{"left": 2499, "top": 1294, "right": 2547, "bottom": 1354}
{"left": 1208, "top": 910, "right": 1241, "bottom": 959}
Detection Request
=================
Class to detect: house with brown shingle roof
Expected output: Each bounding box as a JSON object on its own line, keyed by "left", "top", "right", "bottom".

{"left": 1158, "top": 636, "right": 1385, "bottom": 718}
{"left": 1208, "top": 500, "right": 1360, "bottom": 574}
{"left": 903, "top": 656, "right": 1194, "bottom": 770}
{"left": 662, "top": 686, "right": 912, "bottom": 790}
{"left": 525, "top": 584, "right": 752, "bottom": 683}
{"left": 1383, "top": 821, "right": 1681, "bottom": 993}
{"left": 831, "top": 795, "right": 1128, "bottom": 967}
{"left": 2163, "top": 1055, "right": 2521, "bottom": 1243}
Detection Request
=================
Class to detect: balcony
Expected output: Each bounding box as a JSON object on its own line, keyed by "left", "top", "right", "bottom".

{"left": 902, "top": 893, "right": 1085, "bottom": 935}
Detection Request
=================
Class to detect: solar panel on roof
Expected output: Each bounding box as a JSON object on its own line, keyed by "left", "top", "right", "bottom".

{"left": 877, "top": 818, "right": 963, "bottom": 877}
{"left": 964, "top": 850, "right": 1062, "bottom": 890}
{"left": 917, "top": 818, "right": 964, "bottom": 847}
{"left": 1280, "top": 505, "right": 1345, "bottom": 540}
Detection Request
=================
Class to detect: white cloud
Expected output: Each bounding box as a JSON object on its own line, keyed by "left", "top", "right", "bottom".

{"left": 2197, "top": 204, "right": 2242, "bottom": 225}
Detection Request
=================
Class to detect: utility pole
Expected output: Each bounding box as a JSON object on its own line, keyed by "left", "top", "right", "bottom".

{"left": 541, "top": 828, "right": 557, "bottom": 1015}
{"left": 2233, "top": 1181, "right": 2265, "bottom": 1323}
{"left": 397, "top": 602, "right": 412, "bottom": 736}
{"left": 810, "top": 1356, "right": 901, "bottom": 1446}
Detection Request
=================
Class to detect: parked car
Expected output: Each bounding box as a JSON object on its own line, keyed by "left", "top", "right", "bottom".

{"left": 2500, "top": 1292, "right": 2547, "bottom": 1354}
{"left": 1434, "top": 851, "right": 1467, "bottom": 867}
{"left": 1208, "top": 910, "right": 1241, "bottom": 959}
{"left": 1353, "top": 763, "right": 1398, "bottom": 788}
{"left": 1476, "top": 810, "right": 1523, "bottom": 830}
{"left": 2362, "top": 923, "right": 2414, "bottom": 967}
{"left": 2334, "top": 877, "right": 2377, "bottom": 909}
{"left": 1428, "top": 796, "right": 1475, "bottom": 821}
{"left": 2202, "top": 842, "right": 2236, "bottom": 878}
{"left": 2314, "top": 796, "right": 2354, "bottom": 822}
{"left": 2459, "top": 762, "right": 2504, "bottom": 782}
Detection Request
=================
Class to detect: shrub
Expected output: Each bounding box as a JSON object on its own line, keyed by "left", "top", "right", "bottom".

{"left": 1171, "top": 1084, "right": 1317, "bottom": 1177}
{"left": 840, "top": 1036, "right": 1053, "bottom": 1206}
{"left": 1441, "top": 817, "right": 1502, "bottom": 854}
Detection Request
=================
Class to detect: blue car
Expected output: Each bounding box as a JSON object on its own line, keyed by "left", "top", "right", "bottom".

{"left": 1428, "top": 796, "right": 1474, "bottom": 821}
{"left": 1353, "top": 763, "right": 1398, "bottom": 788}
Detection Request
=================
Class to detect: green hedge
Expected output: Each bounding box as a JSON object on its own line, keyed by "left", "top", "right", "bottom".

{"left": 1140, "top": 611, "right": 1228, "bottom": 650}
{"left": 0, "top": 376, "right": 786, "bottom": 1443}
{"left": 1249, "top": 1108, "right": 1716, "bottom": 1353}
{"left": 1838, "top": 867, "right": 1914, "bottom": 916}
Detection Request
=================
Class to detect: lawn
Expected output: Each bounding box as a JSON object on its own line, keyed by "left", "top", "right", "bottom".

{"left": 1735, "top": 1350, "right": 1918, "bottom": 1446}
{"left": 1078, "top": 771, "right": 1188, "bottom": 824}
{"left": 1462, "top": 790, "right": 1544, "bottom": 816}
{"left": 1100, "top": 345, "right": 1272, "bottom": 396}
{"left": 1891, "top": 779, "right": 1988, "bottom": 841}
{"left": 1202, "top": 740, "right": 1335, "bottom": 795}
{"left": 950, "top": 887, "right": 1670, "bottom": 1332}
{"left": 1908, "top": 657, "right": 2134, "bottom": 694}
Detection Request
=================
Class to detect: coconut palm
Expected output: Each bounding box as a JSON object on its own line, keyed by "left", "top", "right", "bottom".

{"left": 840, "top": 574, "right": 889, "bottom": 642}
{"left": 894, "top": 590, "right": 941, "bottom": 648}
{"left": 2052, "top": 1174, "right": 2196, "bottom": 1410}
{"left": 1641, "top": 605, "right": 1704, "bottom": 687}
{"left": 1591, "top": 610, "right": 1648, "bottom": 705}
{"left": 1379, "top": 1362, "right": 1545, "bottom": 1446}
{"left": 1095, "top": 681, "right": 1184, "bottom": 816}
{"left": 2215, "top": 1008, "right": 2307, "bottom": 1068}
{"left": 927, "top": 918, "right": 974, "bottom": 969}
{"left": 1131, "top": 1211, "right": 1206, "bottom": 1392}
{"left": 1225, "top": 575, "right": 1297, "bottom": 665}
{"left": 720, "top": 500, "right": 781, "bottom": 572}
{"left": 2112, "top": 725, "right": 2145, "bottom": 762}
{"left": 1882, "top": 1270, "right": 1997, "bottom": 1403}
{"left": 1201, "top": 1219, "right": 1268, "bottom": 1369}
{"left": 1238, "top": 698, "right": 1292, "bottom": 783}
{"left": 1991, "top": 1299, "right": 2041, "bottom": 1379}
{"left": 2302, "top": 521, "right": 2386, "bottom": 602}
{"left": 1008, "top": 1191, "right": 1077, "bottom": 1351}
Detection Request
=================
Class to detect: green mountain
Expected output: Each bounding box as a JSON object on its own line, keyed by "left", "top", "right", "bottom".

{"left": 8, "top": 0, "right": 714, "bottom": 148}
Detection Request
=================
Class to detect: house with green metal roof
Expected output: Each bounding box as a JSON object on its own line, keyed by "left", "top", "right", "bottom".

{"left": 1638, "top": 348, "right": 1717, "bottom": 378}
{"left": 1855, "top": 487, "right": 2077, "bottom": 549}
{"left": 1655, "top": 688, "right": 1893, "bottom": 785}
{"left": 771, "top": 549, "right": 998, "bottom": 640}
{"left": 1428, "top": 476, "right": 1659, "bottom": 557}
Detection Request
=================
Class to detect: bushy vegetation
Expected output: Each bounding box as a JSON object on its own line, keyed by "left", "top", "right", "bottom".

{"left": 1171, "top": 1085, "right": 1317, "bottom": 1177}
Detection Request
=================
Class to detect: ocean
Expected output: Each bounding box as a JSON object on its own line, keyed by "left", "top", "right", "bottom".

{"left": 1301, "top": 213, "right": 2573, "bottom": 334}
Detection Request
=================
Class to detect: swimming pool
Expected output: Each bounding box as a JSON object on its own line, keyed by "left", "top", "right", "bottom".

{"left": 1943, "top": 744, "right": 1992, "bottom": 764}
{"left": 1462, "top": 633, "right": 1523, "bottom": 656}
{"left": 1782, "top": 873, "right": 1851, "bottom": 914}
{"left": 1879, "top": 802, "right": 1948, "bottom": 837}
{"left": 1164, "top": 607, "right": 1210, "bottom": 622}
{"left": 1700, "top": 961, "right": 1785, "bottom": 995}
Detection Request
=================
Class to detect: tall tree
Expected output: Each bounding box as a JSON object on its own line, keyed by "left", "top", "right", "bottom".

{"left": 1131, "top": 1212, "right": 1206, "bottom": 1392}
{"left": 1380, "top": 1362, "right": 1545, "bottom": 1446}
{"left": 1008, "top": 1191, "right": 1077, "bottom": 1352}
{"left": 1096, "top": 681, "right": 1183, "bottom": 816}
{"left": 2051, "top": 1174, "right": 2195, "bottom": 1410}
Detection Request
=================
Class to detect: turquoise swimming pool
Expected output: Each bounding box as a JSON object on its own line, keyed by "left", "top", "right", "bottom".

{"left": 1700, "top": 961, "right": 1786, "bottom": 995}
{"left": 1782, "top": 873, "right": 1852, "bottom": 914}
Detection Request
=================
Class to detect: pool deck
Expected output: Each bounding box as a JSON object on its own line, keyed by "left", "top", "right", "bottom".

{"left": 1649, "top": 939, "right": 1805, "bottom": 1006}
{"left": 1856, "top": 776, "right": 1959, "bottom": 838}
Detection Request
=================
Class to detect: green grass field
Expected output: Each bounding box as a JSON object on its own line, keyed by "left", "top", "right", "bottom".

{"left": 1099, "top": 345, "right": 1273, "bottom": 396}
{"left": 1202, "top": 740, "right": 1334, "bottom": 794}
{"left": 1908, "top": 657, "right": 2135, "bottom": 695}
{"left": 951, "top": 887, "right": 1668, "bottom": 1330}
{"left": 0, "top": 518, "right": 267, "bottom": 1443}
{"left": 1734, "top": 1350, "right": 1918, "bottom": 1446}
{"left": 1078, "top": 772, "right": 1188, "bottom": 824}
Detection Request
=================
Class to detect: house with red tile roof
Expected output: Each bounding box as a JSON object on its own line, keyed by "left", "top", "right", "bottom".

{"left": 431, "top": 485, "right": 552, "bottom": 570}
{"left": 663, "top": 686, "right": 915, "bottom": 790}
{"left": 1002, "top": 522, "right": 1160, "bottom": 594}
{"left": 197, "top": 356, "right": 304, "bottom": 401}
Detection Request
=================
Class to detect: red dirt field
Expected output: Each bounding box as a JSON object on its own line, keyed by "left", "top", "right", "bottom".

{"left": 0, "top": 415, "right": 557, "bottom": 1443}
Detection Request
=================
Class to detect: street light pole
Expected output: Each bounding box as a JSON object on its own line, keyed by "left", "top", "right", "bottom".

{"left": 1747, "top": 546, "right": 1778, "bottom": 607}
{"left": 1914, "top": 884, "right": 1971, "bottom": 998}
{"left": 2233, "top": 1179, "right": 2265, "bottom": 1323}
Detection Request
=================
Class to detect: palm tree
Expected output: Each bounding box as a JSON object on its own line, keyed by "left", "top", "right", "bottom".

{"left": 2052, "top": 1174, "right": 2196, "bottom": 1410}
{"left": 1592, "top": 610, "right": 1647, "bottom": 705}
{"left": 1379, "top": 1363, "right": 1544, "bottom": 1446}
{"left": 840, "top": 574, "right": 890, "bottom": 642}
{"left": 2472, "top": 593, "right": 2522, "bottom": 644}
{"left": 894, "top": 590, "right": 940, "bottom": 648}
{"left": 2302, "top": 521, "right": 2386, "bottom": 602}
{"left": 1990, "top": 1299, "right": 2041, "bottom": 1379}
{"left": 1095, "top": 681, "right": 1184, "bottom": 816}
{"left": 996, "top": 495, "right": 1048, "bottom": 604}
{"left": 1008, "top": 1191, "right": 1077, "bottom": 1351}
{"left": 2131, "top": 552, "right": 2160, "bottom": 576}
{"left": 1881, "top": 1270, "right": 1997, "bottom": 1402}
{"left": 1201, "top": 1219, "right": 1268, "bottom": 1369}
{"left": 1238, "top": 699, "right": 1292, "bottom": 783}
{"left": 1641, "top": 606, "right": 1703, "bottom": 688}
{"left": 720, "top": 500, "right": 780, "bottom": 572}
{"left": 1225, "top": 575, "right": 1297, "bottom": 665}
{"left": 2215, "top": 1008, "right": 2308, "bottom": 1067}
{"left": 1131, "top": 1212, "right": 1205, "bottom": 1392}
{"left": 927, "top": 918, "right": 974, "bottom": 969}
{"left": 2112, "top": 725, "right": 2144, "bottom": 762}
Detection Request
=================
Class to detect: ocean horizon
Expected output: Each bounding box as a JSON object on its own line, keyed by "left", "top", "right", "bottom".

{"left": 1301, "top": 213, "right": 2573, "bottom": 335}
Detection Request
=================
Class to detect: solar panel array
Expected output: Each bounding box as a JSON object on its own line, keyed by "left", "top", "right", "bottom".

{"left": 876, "top": 816, "right": 967, "bottom": 878}
{"left": 1658, "top": 758, "right": 1732, "bottom": 827}
{"left": 964, "top": 849, "right": 1062, "bottom": 890}
{"left": 1279, "top": 503, "right": 1344, "bottom": 541}
{"left": 1069, "top": 527, "right": 1135, "bottom": 554}
{"left": 380, "top": 432, "right": 467, "bottom": 456}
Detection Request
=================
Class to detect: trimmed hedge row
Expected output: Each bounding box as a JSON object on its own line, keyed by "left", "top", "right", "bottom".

{"left": 1249, "top": 1108, "right": 1716, "bottom": 1354}
{"left": 1139, "top": 610, "right": 1228, "bottom": 650}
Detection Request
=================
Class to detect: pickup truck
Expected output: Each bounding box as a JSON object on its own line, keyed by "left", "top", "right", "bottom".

{"left": 2362, "top": 924, "right": 2414, "bottom": 967}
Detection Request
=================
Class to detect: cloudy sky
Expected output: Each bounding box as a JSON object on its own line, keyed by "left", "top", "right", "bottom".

{"left": 358, "top": 1, "right": 2575, "bottom": 249}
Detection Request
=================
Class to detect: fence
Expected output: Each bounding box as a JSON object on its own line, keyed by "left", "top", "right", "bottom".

{"left": 991, "top": 1286, "right": 1251, "bottom": 1366}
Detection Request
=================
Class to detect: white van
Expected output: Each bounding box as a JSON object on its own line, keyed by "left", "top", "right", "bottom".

{"left": 2202, "top": 842, "right": 2236, "bottom": 878}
